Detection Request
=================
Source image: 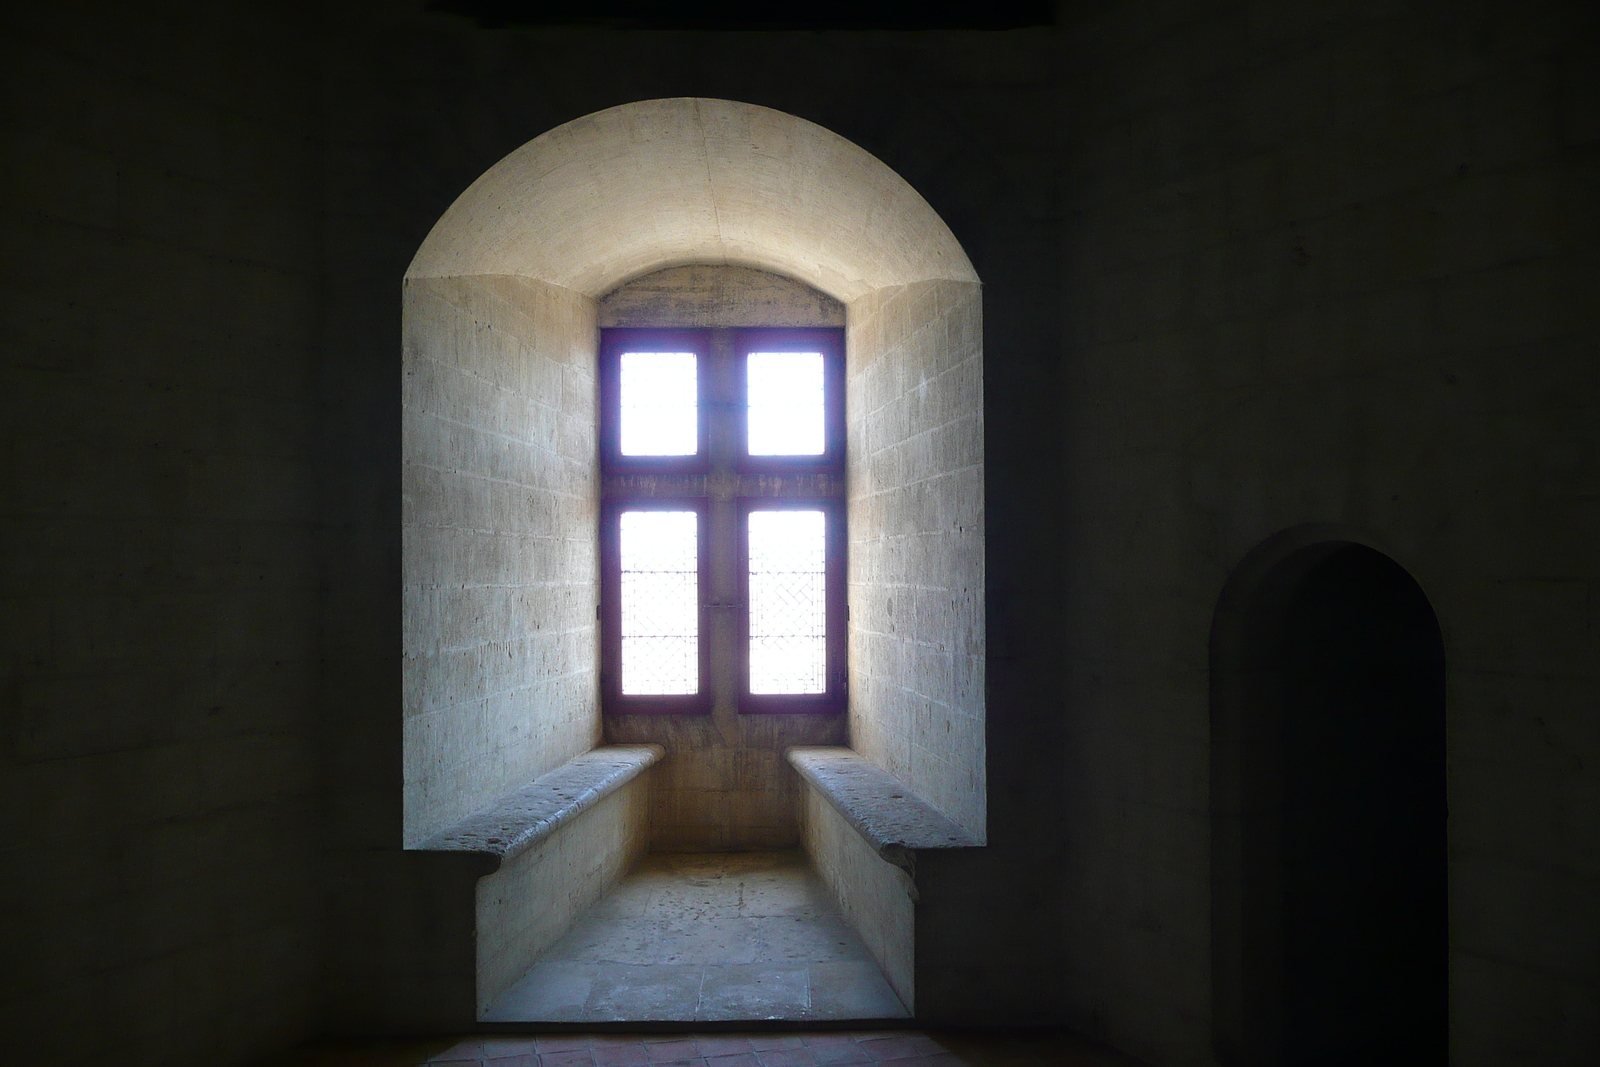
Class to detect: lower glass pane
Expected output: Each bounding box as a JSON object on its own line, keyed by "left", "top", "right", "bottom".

{"left": 620, "top": 510, "right": 698, "bottom": 695}
{"left": 748, "top": 510, "right": 827, "bottom": 694}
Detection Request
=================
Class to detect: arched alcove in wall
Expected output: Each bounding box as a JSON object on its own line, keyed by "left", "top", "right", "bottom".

{"left": 400, "top": 99, "right": 985, "bottom": 981}
{"left": 1211, "top": 531, "right": 1447, "bottom": 1067}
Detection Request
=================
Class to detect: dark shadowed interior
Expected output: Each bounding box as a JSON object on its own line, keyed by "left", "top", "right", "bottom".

{"left": 1277, "top": 546, "right": 1447, "bottom": 1065}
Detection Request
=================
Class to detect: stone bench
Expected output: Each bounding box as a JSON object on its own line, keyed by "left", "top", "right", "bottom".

{"left": 419, "top": 744, "right": 663, "bottom": 864}
{"left": 786, "top": 746, "right": 981, "bottom": 1016}
{"left": 379, "top": 744, "right": 663, "bottom": 1026}
{"left": 787, "top": 746, "right": 980, "bottom": 874}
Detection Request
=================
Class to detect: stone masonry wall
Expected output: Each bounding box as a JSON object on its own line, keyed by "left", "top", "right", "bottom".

{"left": 801, "top": 786, "right": 916, "bottom": 1011}
{"left": 1057, "top": 4, "right": 1600, "bottom": 1064}
{"left": 0, "top": 3, "right": 322, "bottom": 1065}
{"left": 402, "top": 274, "right": 601, "bottom": 843}
{"left": 847, "top": 280, "right": 986, "bottom": 839}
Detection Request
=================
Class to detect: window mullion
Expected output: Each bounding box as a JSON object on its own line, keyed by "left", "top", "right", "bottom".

{"left": 702, "top": 328, "right": 742, "bottom": 721}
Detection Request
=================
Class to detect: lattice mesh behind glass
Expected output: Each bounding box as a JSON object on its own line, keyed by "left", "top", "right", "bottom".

{"left": 748, "top": 510, "right": 827, "bottom": 694}
{"left": 620, "top": 511, "right": 698, "bottom": 695}
{"left": 747, "top": 351, "right": 825, "bottom": 456}
{"left": 620, "top": 351, "right": 697, "bottom": 455}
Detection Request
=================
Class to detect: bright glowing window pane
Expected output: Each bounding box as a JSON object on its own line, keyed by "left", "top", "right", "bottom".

{"left": 747, "top": 352, "right": 824, "bottom": 456}
{"left": 621, "top": 352, "right": 697, "bottom": 456}
{"left": 620, "top": 511, "right": 698, "bottom": 694}
{"left": 748, "top": 510, "right": 826, "bottom": 694}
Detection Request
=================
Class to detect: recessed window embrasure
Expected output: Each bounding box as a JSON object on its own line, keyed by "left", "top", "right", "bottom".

{"left": 599, "top": 327, "right": 845, "bottom": 714}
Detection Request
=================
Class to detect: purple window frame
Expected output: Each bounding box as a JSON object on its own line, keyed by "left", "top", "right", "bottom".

{"left": 600, "top": 325, "right": 845, "bottom": 717}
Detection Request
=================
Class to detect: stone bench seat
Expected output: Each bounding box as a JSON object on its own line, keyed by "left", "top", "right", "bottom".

{"left": 787, "top": 746, "right": 982, "bottom": 1014}
{"left": 787, "top": 746, "right": 980, "bottom": 872}
{"left": 387, "top": 743, "right": 664, "bottom": 1023}
{"left": 418, "top": 744, "right": 664, "bottom": 867}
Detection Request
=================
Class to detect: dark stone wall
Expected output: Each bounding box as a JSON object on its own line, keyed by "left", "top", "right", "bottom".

{"left": 2, "top": 2, "right": 1596, "bottom": 1065}
{"left": 0, "top": 3, "right": 323, "bottom": 1065}
{"left": 1056, "top": 3, "right": 1599, "bottom": 1063}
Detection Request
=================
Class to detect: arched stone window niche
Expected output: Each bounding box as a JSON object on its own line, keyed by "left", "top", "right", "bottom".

{"left": 401, "top": 99, "right": 986, "bottom": 858}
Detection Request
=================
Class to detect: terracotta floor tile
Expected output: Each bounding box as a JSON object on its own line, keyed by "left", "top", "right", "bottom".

{"left": 705, "top": 1054, "right": 761, "bottom": 1067}
{"left": 541, "top": 1049, "right": 599, "bottom": 1067}
{"left": 693, "top": 1036, "right": 754, "bottom": 1056}
{"left": 593, "top": 1043, "right": 652, "bottom": 1066}
{"left": 646, "top": 1039, "right": 703, "bottom": 1061}
{"left": 858, "top": 1035, "right": 948, "bottom": 1061}
{"left": 755, "top": 1047, "right": 817, "bottom": 1067}
{"left": 807, "top": 1043, "right": 871, "bottom": 1066}
{"left": 536, "top": 1037, "right": 596, "bottom": 1054}
{"left": 482, "top": 1038, "right": 539, "bottom": 1054}
{"left": 746, "top": 1035, "right": 805, "bottom": 1051}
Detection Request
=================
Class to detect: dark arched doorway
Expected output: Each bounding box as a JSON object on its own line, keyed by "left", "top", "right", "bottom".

{"left": 1212, "top": 538, "right": 1447, "bottom": 1067}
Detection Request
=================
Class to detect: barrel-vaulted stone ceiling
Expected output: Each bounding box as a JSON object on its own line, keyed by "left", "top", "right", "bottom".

{"left": 405, "top": 98, "right": 979, "bottom": 300}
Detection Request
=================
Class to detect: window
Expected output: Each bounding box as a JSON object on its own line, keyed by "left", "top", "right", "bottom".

{"left": 599, "top": 327, "right": 845, "bottom": 715}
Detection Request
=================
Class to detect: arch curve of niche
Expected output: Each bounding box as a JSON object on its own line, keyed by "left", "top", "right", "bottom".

{"left": 401, "top": 99, "right": 986, "bottom": 862}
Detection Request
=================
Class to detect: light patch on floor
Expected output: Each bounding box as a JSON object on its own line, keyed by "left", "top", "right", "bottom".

{"left": 483, "top": 852, "right": 909, "bottom": 1022}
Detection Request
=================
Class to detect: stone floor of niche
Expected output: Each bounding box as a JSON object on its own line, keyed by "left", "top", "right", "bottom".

{"left": 484, "top": 851, "right": 909, "bottom": 1023}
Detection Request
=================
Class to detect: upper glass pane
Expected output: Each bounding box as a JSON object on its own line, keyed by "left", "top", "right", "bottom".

{"left": 748, "top": 509, "right": 827, "bottom": 694}
{"left": 620, "top": 510, "right": 698, "bottom": 695}
{"left": 747, "top": 352, "right": 825, "bottom": 456}
{"left": 620, "top": 351, "right": 697, "bottom": 456}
